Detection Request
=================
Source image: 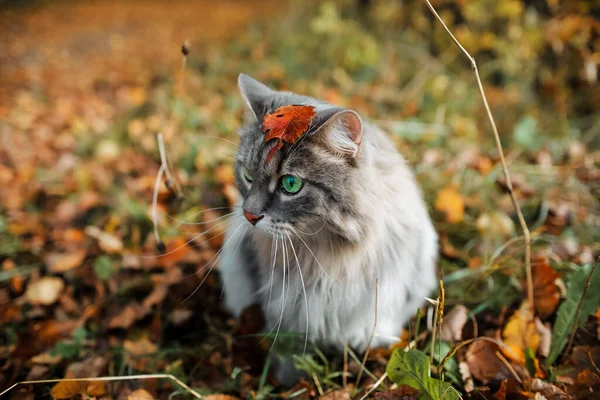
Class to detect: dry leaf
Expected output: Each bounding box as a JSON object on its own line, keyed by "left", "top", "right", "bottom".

{"left": 465, "top": 340, "right": 513, "bottom": 384}
{"left": 25, "top": 277, "right": 64, "bottom": 305}
{"left": 46, "top": 249, "right": 87, "bottom": 272}
{"left": 85, "top": 225, "right": 124, "bottom": 253}
{"left": 441, "top": 305, "right": 469, "bottom": 342}
{"left": 128, "top": 388, "right": 155, "bottom": 400}
{"left": 374, "top": 385, "right": 421, "bottom": 400}
{"left": 204, "top": 395, "right": 240, "bottom": 400}
{"left": 50, "top": 380, "right": 88, "bottom": 399}
{"left": 124, "top": 338, "right": 158, "bottom": 355}
{"left": 262, "top": 105, "right": 316, "bottom": 164}
{"left": 527, "top": 257, "right": 561, "bottom": 318}
{"left": 502, "top": 302, "right": 539, "bottom": 363}
{"left": 435, "top": 185, "right": 465, "bottom": 223}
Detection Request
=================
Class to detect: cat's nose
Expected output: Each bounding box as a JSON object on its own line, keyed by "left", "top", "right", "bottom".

{"left": 243, "top": 211, "right": 264, "bottom": 225}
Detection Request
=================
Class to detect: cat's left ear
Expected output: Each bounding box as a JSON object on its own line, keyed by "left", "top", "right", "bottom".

{"left": 314, "top": 108, "right": 363, "bottom": 158}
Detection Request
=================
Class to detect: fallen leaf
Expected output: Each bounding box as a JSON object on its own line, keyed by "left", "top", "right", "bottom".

{"left": 124, "top": 338, "right": 158, "bottom": 355}
{"left": 128, "top": 388, "right": 155, "bottom": 400}
{"left": 85, "top": 225, "right": 124, "bottom": 253}
{"left": 25, "top": 277, "right": 64, "bottom": 305}
{"left": 86, "top": 381, "right": 106, "bottom": 397}
{"left": 262, "top": 105, "right": 316, "bottom": 164}
{"left": 440, "top": 305, "right": 469, "bottom": 342}
{"left": 465, "top": 340, "right": 513, "bottom": 384}
{"left": 321, "top": 386, "right": 353, "bottom": 400}
{"left": 46, "top": 250, "right": 87, "bottom": 272}
{"left": 50, "top": 381, "right": 87, "bottom": 399}
{"left": 373, "top": 385, "right": 421, "bottom": 400}
{"left": 502, "top": 302, "right": 540, "bottom": 363}
{"left": 527, "top": 257, "right": 562, "bottom": 318}
{"left": 108, "top": 303, "right": 145, "bottom": 329}
{"left": 204, "top": 395, "right": 240, "bottom": 400}
{"left": 434, "top": 185, "right": 464, "bottom": 223}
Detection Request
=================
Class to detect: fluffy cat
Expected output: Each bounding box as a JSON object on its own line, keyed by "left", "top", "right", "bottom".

{"left": 219, "top": 74, "right": 438, "bottom": 385}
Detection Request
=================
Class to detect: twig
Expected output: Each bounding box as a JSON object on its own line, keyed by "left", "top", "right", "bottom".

{"left": 343, "top": 339, "right": 349, "bottom": 387}
{"left": 565, "top": 256, "right": 600, "bottom": 355}
{"left": 152, "top": 159, "right": 166, "bottom": 252}
{"left": 423, "top": 0, "right": 533, "bottom": 309}
{"left": 157, "top": 131, "right": 183, "bottom": 198}
{"left": 359, "top": 372, "right": 388, "bottom": 400}
{"left": 312, "top": 372, "right": 324, "bottom": 397}
{"left": 495, "top": 350, "right": 523, "bottom": 385}
{"left": 355, "top": 277, "right": 379, "bottom": 389}
{"left": 0, "top": 374, "right": 203, "bottom": 399}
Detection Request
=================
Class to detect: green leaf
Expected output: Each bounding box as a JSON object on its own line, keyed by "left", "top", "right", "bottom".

{"left": 546, "top": 263, "right": 600, "bottom": 366}
{"left": 513, "top": 116, "right": 542, "bottom": 150}
{"left": 386, "top": 349, "right": 459, "bottom": 400}
{"left": 94, "top": 256, "right": 115, "bottom": 281}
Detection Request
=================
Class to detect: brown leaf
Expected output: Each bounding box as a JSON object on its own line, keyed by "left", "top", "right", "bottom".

{"left": 373, "top": 385, "right": 421, "bottom": 400}
{"left": 262, "top": 105, "right": 316, "bottom": 164}
{"left": 25, "top": 277, "right": 64, "bottom": 305}
{"left": 108, "top": 303, "right": 146, "bottom": 329}
{"left": 124, "top": 338, "right": 158, "bottom": 355}
{"left": 46, "top": 249, "right": 87, "bottom": 272}
{"left": 526, "top": 257, "right": 562, "bottom": 318}
{"left": 320, "top": 386, "right": 353, "bottom": 400}
{"left": 465, "top": 340, "right": 513, "bottom": 384}
{"left": 128, "top": 388, "right": 155, "bottom": 400}
{"left": 434, "top": 185, "right": 465, "bottom": 223}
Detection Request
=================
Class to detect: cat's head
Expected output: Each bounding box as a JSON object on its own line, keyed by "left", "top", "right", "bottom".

{"left": 235, "top": 74, "right": 366, "bottom": 244}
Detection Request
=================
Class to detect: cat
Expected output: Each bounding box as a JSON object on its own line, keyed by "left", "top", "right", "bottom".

{"left": 219, "top": 74, "right": 438, "bottom": 385}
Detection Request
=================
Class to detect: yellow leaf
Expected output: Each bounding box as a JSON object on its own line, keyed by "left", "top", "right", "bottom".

{"left": 435, "top": 185, "right": 465, "bottom": 223}
{"left": 502, "top": 302, "right": 539, "bottom": 363}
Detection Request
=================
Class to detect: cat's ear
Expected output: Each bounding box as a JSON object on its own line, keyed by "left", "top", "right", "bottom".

{"left": 238, "top": 73, "right": 274, "bottom": 121}
{"left": 315, "top": 109, "right": 363, "bottom": 158}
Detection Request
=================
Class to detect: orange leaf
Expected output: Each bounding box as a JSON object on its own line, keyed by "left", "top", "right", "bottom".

{"left": 262, "top": 105, "right": 316, "bottom": 164}
{"left": 435, "top": 185, "right": 465, "bottom": 223}
{"left": 50, "top": 380, "right": 88, "bottom": 399}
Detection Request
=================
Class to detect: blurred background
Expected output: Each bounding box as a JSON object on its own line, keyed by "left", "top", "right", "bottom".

{"left": 0, "top": 0, "right": 599, "bottom": 398}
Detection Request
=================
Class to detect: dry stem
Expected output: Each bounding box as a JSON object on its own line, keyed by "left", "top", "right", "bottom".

{"left": 0, "top": 374, "right": 202, "bottom": 399}
{"left": 424, "top": 0, "right": 533, "bottom": 309}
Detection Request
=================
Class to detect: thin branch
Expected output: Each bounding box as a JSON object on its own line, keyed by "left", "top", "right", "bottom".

{"left": 423, "top": 0, "right": 533, "bottom": 309}
{"left": 355, "top": 277, "right": 379, "bottom": 389}
{"left": 359, "top": 372, "right": 388, "bottom": 400}
{"left": 565, "top": 256, "right": 600, "bottom": 355}
{"left": 343, "top": 339, "right": 349, "bottom": 388}
{"left": 0, "top": 374, "right": 203, "bottom": 399}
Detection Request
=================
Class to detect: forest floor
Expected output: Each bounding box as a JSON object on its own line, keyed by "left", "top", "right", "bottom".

{"left": 1, "top": 0, "right": 599, "bottom": 399}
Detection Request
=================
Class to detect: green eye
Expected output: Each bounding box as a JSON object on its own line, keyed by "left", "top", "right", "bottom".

{"left": 281, "top": 175, "right": 303, "bottom": 194}
{"left": 243, "top": 168, "right": 253, "bottom": 182}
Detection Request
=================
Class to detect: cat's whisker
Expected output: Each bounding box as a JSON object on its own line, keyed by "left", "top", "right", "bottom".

{"left": 286, "top": 232, "right": 309, "bottom": 356}
{"left": 291, "top": 230, "right": 338, "bottom": 288}
{"left": 167, "top": 211, "right": 238, "bottom": 226}
{"left": 268, "top": 236, "right": 289, "bottom": 351}
{"left": 202, "top": 135, "right": 240, "bottom": 149}
{"left": 293, "top": 220, "right": 326, "bottom": 236}
{"left": 142, "top": 216, "right": 239, "bottom": 259}
{"left": 182, "top": 222, "right": 246, "bottom": 303}
{"left": 263, "top": 235, "right": 279, "bottom": 312}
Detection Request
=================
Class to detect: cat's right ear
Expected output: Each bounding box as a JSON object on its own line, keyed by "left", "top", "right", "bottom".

{"left": 238, "top": 74, "right": 274, "bottom": 122}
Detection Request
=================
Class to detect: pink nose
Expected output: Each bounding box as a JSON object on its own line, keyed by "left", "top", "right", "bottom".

{"left": 243, "top": 211, "right": 263, "bottom": 225}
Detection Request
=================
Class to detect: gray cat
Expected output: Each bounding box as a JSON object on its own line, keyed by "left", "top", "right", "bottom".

{"left": 219, "top": 74, "right": 438, "bottom": 385}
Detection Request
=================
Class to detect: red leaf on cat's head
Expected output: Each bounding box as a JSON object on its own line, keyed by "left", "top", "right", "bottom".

{"left": 262, "top": 105, "right": 316, "bottom": 164}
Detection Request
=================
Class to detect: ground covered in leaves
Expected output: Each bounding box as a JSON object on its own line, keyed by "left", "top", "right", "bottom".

{"left": 1, "top": 0, "right": 599, "bottom": 399}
